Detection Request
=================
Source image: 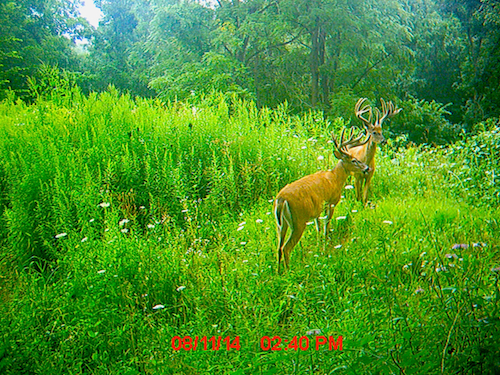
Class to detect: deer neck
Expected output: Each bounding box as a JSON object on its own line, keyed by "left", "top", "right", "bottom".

{"left": 364, "top": 137, "right": 378, "bottom": 163}
{"left": 329, "top": 160, "right": 350, "bottom": 184}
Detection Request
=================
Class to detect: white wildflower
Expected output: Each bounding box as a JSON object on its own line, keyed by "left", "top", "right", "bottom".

{"left": 306, "top": 329, "right": 322, "bottom": 335}
{"left": 152, "top": 304, "right": 165, "bottom": 310}
{"left": 55, "top": 232, "right": 67, "bottom": 239}
{"left": 176, "top": 286, "right": 186, "bottom": 292}
{"left": 98, "top": 202, "right": 110, "bottom": 208}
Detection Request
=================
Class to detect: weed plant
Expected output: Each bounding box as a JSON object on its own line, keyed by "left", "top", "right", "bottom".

{"left": 0, "top": 89, "right": 499, "bottom": 374}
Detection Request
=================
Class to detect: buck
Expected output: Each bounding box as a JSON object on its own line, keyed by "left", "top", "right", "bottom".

{"left": 347, "top": 98, "right": 402, "bottom": 206}
{"left": 274, "top": 128, "right": 370, "bottom": 271}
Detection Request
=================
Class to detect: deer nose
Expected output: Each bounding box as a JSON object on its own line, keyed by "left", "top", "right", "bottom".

{"left": 363, "top": 166, "right": 371, "bottom": 174}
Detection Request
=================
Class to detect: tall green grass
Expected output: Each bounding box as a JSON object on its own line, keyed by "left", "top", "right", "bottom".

{"left": 0, "top": 90, "right": 499, "bottom": 374}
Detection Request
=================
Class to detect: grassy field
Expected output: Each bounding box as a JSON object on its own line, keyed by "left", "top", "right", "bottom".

{"left": 0, "top": 89, "right": 499, "bottom": 374}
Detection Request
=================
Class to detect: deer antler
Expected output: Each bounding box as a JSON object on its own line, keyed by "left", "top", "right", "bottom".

{"left": 354, "top": 98, "right": 373, "bottom": 126}
{"left": 377, "top": 98, "right": 402, "bottom": 125}
{"left": 332, "top": 127, "right": 369, "bottom": 155}
{"left": 355, "top": 98, "right": 402, "bottom": 129}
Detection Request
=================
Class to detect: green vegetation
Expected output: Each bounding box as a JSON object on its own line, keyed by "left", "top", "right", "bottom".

{"left": 1, "top": 91, "right": 499, "bottom": 374}
{"left": 2, "top": 0, "right": 500, "bottom": 137}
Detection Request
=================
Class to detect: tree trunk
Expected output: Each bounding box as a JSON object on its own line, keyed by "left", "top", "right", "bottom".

{"left": 310, "top": 25, "right": 320, "bottom": 108}
{"left": 310, "top": 22, "right": 327, "bottom": 109}
{"left": 318, "top": 28, "right": 329, "bottom": 109}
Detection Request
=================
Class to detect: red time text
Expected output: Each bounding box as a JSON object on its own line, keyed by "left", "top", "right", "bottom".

{"left": 260, "top": 335, "right": 343, "bottom": 351}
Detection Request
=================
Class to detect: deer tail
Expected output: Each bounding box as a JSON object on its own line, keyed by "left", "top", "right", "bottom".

{"left": 274, "top": 198, "right": 293, "bottom": 232}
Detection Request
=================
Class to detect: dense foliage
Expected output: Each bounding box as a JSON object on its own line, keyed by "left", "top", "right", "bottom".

{"left": 1, "top": 0, "right": 500, "bottom": 140}
{"left": 0, "top": 92, "right": 499, "bottom": 373}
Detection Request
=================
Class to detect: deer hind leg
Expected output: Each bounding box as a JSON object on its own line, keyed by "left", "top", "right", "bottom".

{"left": 275, "top": 199, "right": 293, "bottom": 272}
{"left": 282, "top": 222, "right": 306, "bottom": 269}
{"left": 277, "top": 221, "right": 289, "bottom": 271}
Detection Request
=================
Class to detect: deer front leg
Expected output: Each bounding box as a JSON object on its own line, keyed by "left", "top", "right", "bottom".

{"left": 324, "top": 203, "right": 336, "bottom": 238}
{"left": 362, "top": 173, "right": 373, "bottom": 207}
{"left": 354, "top": 175, "right": 364, "bottom": 203}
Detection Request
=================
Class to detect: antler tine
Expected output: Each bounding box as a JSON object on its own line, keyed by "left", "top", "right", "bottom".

{"left": 377, "top": 98, "right": 402, "bottom": 126}
{"left": 331, "top": 129, "right": 341, "bottom": 151}
{"left": 332, "top": 127, "right": 347, "bottom": 155}
{"left": 345, "top": 127, "right": 355, "bottom": 145}
{"left": 388, "top": 101, "right": 402, "bottom": 117}
{"left": 349, "top": 128, "right": 369, "bottom": 147}
{"left": 339, "top": 127, "right": 346, "bottom": 148}
{"left": 333, "top": 127, "right": 368, "bottom": 155}
{"left": 355, "top": 98, "right": 373, "bottom": 125}
{"left": 380, "top": 98, "right": 387, "bottom": 113}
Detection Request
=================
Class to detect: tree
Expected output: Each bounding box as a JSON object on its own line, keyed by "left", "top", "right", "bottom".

{"left": 86, "top": 0, "right": 154, "bottom": 96}
{"left": 279, "top": 0, "right": 412, "bottom": 110}
{"left": 0, "top": 0, "right": 89, "bottom": 99}
{"left": 145, "top": 0, "right": 219, "bottom": 100}
{"left": 397, "top": 0, "right": 464, "bottom": 123}
{"left": 446, "top": 0, "right": 500, "bottom": 125}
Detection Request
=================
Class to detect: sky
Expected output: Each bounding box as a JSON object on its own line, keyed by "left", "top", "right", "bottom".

{"left": 79, "top": 0, "right": 103, "bottom": 28}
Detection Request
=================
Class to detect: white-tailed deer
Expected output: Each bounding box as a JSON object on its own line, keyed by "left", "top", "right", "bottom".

{"left": 347, "top": 98, "right": 402, "bottom": 206}
{"left": 274, "top": 128, "right": 370, "bottom": 271}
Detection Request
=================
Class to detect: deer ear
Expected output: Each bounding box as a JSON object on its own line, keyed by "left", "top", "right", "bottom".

{"left": 333, "top": 150, "right": 343, "bottom": 159}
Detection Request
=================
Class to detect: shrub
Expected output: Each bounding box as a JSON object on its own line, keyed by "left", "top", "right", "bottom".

{"left": 388, "top": 96, "right": 462, "bottom": 145}
{"left": 448, "top": 125, "right": 500, "bottom": 207}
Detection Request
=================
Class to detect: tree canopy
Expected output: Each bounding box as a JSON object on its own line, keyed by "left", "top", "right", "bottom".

{"left": 1, "top": 0, "right": 499, "bottom": 141}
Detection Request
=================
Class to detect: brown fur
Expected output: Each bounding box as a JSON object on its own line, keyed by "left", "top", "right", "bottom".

{"left": 274, "top": 157, "right": 368, "bottom": 271}
{"left": 347, "top": 98, "right": 401, "bottom": 206}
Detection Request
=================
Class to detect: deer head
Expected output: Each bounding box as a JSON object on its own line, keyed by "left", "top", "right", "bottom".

{"left": 332, "top": 127, "right": 370, "bottom": 174}
{"left": 355, "top": 98, "right": 402, "bottom": 145}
